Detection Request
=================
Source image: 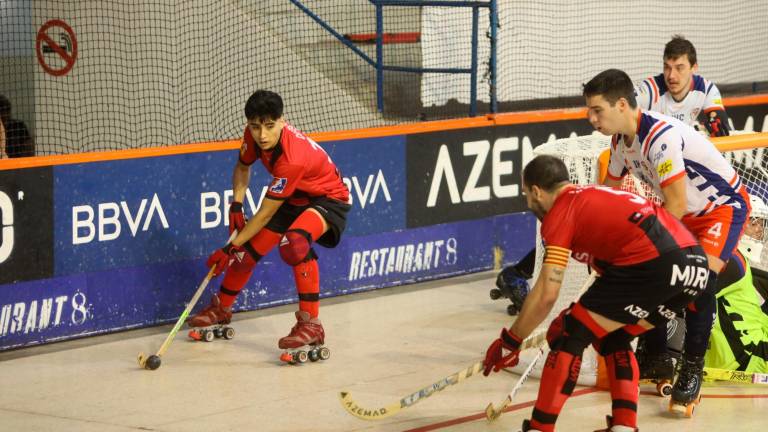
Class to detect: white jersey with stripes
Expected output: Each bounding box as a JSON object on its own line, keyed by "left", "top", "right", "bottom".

{"left": 634, "top": 74, "right": 725, "bottom": 128}
{"left": 606, "top": 110, "right": 742, "bottom": 217}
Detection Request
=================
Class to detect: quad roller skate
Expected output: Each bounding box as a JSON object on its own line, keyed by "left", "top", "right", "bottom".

{"left": 668, "top": 355, "right": 704, "bottom": 417}
{"left": 278, "top": 311, "right": 330, "bottom": 365}
{"left": 491, "top": 265, "right": 530, "bottom": 316}
{"left": 638, "top": 353, "right": 675, "bottom": 397}
{"left": 187, "top": 295, "right": 235, "bottom": 342}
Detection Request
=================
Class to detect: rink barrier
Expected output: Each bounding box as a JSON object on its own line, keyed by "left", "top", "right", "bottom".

{"left": 0, "top": 96, "right": 766, "bottom": 350}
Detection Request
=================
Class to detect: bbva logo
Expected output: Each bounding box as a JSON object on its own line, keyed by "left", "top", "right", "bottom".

{"left": 0, "top": 191, "right": 13, "bottom": 264}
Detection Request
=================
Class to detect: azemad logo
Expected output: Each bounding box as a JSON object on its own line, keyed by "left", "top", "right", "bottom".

{"left": 0, "top": 191, "right": 13, "bottom": 264}
{"left": 72, "top": 193, "right": 169, "bottom": 244}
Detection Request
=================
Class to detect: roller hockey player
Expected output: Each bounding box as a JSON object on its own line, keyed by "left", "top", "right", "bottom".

{"left": 634, "top": 35, "right": 731, "bottom": 138}
{"left": 589, "top": 69, "right": 749, "bottom": 416}
{"left": 189, "top": 90, "right": 351, "bottom": 364}
{"left": 483, "top": 155, "right": 709, "bottom": 432}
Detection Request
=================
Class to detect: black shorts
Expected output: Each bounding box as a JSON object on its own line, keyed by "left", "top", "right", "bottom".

{"left": 265, "top": 196, "right": 351, "bottom": 248}
{"left": 579, "top": 246, "right": 709, "bottom": 327}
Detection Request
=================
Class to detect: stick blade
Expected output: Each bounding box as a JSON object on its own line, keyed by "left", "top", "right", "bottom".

{"left": 338, "top": 391, "right": 399, "bottom": 420}
{"left": 485, "top": 402, "right": 499, "bottom": 421}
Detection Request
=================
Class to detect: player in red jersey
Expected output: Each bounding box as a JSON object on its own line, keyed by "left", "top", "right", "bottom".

{"left": 482, "top": 155, "right": 710, "bottom": 432}
{"left": 189, "top": 90, "right": 351, "bottom": 363}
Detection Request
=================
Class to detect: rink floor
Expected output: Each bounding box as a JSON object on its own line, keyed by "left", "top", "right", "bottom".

{"left": 1, "top": 271, "right": 766, "bottom": 432}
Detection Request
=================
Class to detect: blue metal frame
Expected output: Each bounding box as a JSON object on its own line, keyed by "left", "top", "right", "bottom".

{"left": 289, "top": 0, "right": 498, "bottom": 117}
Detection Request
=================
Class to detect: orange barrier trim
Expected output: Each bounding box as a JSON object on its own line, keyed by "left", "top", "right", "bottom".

{"left": 1, "top": 93, "right": 766, "bottom": 170}
{"left": 723, "top": 94, "right": 768, "bottom": 107}
{"left": 0, "top": 139, "right": 240, "bottom": 170}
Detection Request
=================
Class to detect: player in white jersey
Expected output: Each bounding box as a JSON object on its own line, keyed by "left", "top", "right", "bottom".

{"left": 584, "top": 69, "right": 750, "bottom": 416}
{"left": 633, "top": 35, "right": 731, "bottom": 385}
{"left": 634, "top": 35, "right": 730, "bottom": 137}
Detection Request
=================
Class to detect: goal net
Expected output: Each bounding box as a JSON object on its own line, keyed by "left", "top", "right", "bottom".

{"left": 510, "top": 131, "right": 768, "bottom": 385}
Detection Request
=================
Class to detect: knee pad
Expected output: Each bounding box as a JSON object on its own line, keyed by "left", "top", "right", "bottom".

{"left": 595, "top": 329, "right": 635, "bottom": 356}
{"left": 551, "top": 313, "right": 599, "bottom": 356}
{"left": 279, "top": 229, "right": 316, "bottom": 266}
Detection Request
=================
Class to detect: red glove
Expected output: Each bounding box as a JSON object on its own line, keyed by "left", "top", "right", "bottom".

{"left": 207, "top": 243, "right": 240, "bottom": 276}
{"left": 229, "top": 202, "right": 246, "bottom": 235}
{"left": 483, "top": 328, "right": 523, "bottom": 376}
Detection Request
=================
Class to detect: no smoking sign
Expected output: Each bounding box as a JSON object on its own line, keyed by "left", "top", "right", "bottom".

{"left": 36, "top": 19, "right": 78, "bottom": 76}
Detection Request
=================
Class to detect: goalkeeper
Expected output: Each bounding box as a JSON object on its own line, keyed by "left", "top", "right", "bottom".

{"left": 705, "top": 196, "right": 768, "bottom": 372}
{"left": 482, "top": 155, "right": 709, "bottom": 432}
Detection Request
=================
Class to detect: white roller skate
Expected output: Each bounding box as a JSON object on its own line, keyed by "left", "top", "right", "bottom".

{"left": 278, "top": 310, "right": 330, "bottom": 364}
{"left": 186, "top": 295, "right": 235, "bottom": 342}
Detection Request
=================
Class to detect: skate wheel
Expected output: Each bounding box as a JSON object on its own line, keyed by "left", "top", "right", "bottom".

{"left": 203, "top": 329, "right": 215, "bottom": 342}
{"left": 318, "top": 346, "right": 330, "bottom": 361}
{"left": 657, "top": 382, "right": 673, "bottom": 397}
{"left": 506, "top": 304, "right": 519, "bottom": 316}
{"left": 213, "top": 328, "right": 224, "bottom": 338}
{"left": 188, "top": 329, "right": 202, "bottom": 341}
{"left": 489, "top": 288, "right": 502, "bottom": 300}
{"left": 308, "top": 349, "right": 319, "bottom": 362}
{"left": 223, "top": 327, "right": 235, "bottom": 340}
{"left": 684, "top": 402, "right": 696, "bottom": 418}
{"left": 294, "top": 350, "right": 308, "bottom": 363}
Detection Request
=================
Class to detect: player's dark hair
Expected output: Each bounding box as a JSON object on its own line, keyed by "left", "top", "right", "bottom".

{"left": 583, "top": 69, "right": 637, "bottom": 109}
{"left": 664, "top": 35, "right": 697, "bottom": 66}
{"left": 523, "top": 155, "right": 570, "bottom": 192}
{"left": 244, "top": 90, "right": 283, "bottom": 121}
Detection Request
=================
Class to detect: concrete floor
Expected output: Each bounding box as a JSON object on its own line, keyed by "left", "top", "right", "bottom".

{"left": 1, "top": 271, "right": 766, "bottom": 431}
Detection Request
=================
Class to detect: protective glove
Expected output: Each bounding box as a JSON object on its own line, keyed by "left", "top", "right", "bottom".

{"left": 483, "top": 328, "right": 523, "bottom": 376}
{"left": 229, "top": 202, "right": 246, "bottom": 235}
{"left": 207, "top": 243, "right": 241, "bottom": 276}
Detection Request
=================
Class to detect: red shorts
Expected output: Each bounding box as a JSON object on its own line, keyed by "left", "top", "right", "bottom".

{"left": 682, "top": 189, "right": 750, "bottom": 262}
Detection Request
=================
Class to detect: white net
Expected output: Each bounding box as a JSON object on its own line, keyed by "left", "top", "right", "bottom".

{"left": 512, "top": 131, "right": 768, "bottom": 384}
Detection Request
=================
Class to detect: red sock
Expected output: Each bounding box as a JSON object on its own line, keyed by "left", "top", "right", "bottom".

{"left": 605, "top": 350, "right": 639, "bottom": 428}
{"left": 529, "top": 350, "right": 582, "bottom": 432}
{"left": 218, "top": 228, "right": 281, "bottom": 308}
{"left": 294, "top": 259, "right": 320, "bottom": 318}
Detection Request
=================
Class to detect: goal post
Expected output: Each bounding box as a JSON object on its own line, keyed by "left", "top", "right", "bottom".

{"left": 509, "top": 131, "right": 768, "bottom": 386}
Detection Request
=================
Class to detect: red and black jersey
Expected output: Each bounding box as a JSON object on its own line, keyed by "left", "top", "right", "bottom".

{"left": 239, "top": 123, "right": 350, "bottom": 205}
{"left": 541, "top": 185, "right": 698, "bottom": 272}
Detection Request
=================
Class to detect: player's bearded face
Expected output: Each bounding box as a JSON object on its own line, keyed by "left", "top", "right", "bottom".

{"left": 663, "top": 56, "right": 695, "bottom": 99}
{"left": 248, "top": 116, "right": 285, "bottom": 150}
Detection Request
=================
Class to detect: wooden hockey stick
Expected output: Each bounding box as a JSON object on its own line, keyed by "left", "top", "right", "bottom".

{"left": 339, "top": 361, "right": 484, "bottom": 420}
{"left": 485, "top": 270, "right": 597, "bottom": 421}
{"left": 485, "top": 346, "right": 545, "bottom": 420}
{"left": 703, "top": 367, "right": 768, "bottom": 385}
{"left": 138, "top": 231, "right": 236, "bottom": 370}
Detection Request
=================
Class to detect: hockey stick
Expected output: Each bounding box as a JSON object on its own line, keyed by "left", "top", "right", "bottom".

{"left": 485, "top": 270, "right": 597, "bottom": 421}
{"left": 339, "top": 361, "right": 484, "bottom": 420}
{"left": 703, "top": 367, "right": 768, "bottom": 385}
{"left": 485, "top": 346, "right": 544, "bottom": 420}
{"left": 137, "top": 231, "right": 236, "bottom": 370}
